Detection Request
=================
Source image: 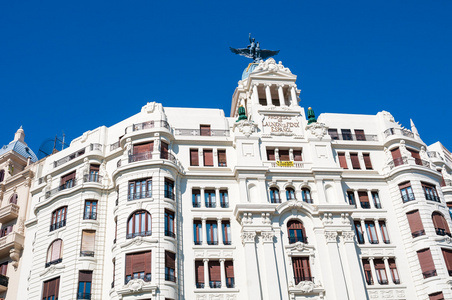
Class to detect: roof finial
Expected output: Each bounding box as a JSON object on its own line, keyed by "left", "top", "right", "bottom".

{"left": 14, "top": 126, "right": 26, "bottom": 144}
{"left": 307, "top": 107, "right": 317, "bottom": 125}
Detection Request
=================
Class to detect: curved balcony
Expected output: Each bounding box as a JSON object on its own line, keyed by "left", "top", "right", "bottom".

{"left": 175, "top": 128, "right": 229, "bottom": 137}
{"left": 128, "top": 152, "right": 177, "bottom": 164}
{"left": 0, "top": 203, "right": 19, "bottom": 224}
{"left": 384, "top": 128, "right": 414, "bottom": 139}
{"left": 45, "top": 180, "right": 78, "bottom": 199}
{"left": 83, "top": 174, "right": 102, "bottom": 184}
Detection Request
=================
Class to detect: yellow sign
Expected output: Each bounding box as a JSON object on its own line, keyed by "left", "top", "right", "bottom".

{"left": 276, "top": 161, "right": 294, "bottom": 167}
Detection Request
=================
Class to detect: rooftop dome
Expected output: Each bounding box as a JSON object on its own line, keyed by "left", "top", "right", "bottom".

{"left": 0, "top": 140, "right": 38, "bottom": 162}
{"left": 241, "top": 62, "right": 259, "bottom": 80}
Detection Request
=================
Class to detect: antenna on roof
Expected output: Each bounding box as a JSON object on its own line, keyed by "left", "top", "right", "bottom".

{"left": 38, "top": 133, "right": 68, "bottom": 159}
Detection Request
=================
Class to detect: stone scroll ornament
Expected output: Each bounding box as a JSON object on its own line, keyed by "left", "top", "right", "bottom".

{"left": 230, "top": 33, "right": 280, "bottom": 62}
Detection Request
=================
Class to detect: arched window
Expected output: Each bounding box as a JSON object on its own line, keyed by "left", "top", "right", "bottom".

{"left": 50, "top": 206, "right": 67, "bottom": 231}
{"left": 432, "top": 212, "right": 451, "bottom": 236}
{"left": 0, "top": 169, "right": 4, "bottom": 182}
{"left": 302, "top": 188, "right": 313, "bottom": 204}
{"left": 9, "top": 193, "right": 18, "bottom": 204}
{"left": 287, "top": 220, "right": 307, "bottom": 243}
{"left": 46, "top": 239, "right": 63, "bottom": 267}
{"left": 269, "top": 187, "right": 280, "bottom": 203}
{"left": 127, "top": 210, "right": 152, "bottom": 239}
{"left": 286, "top": 187, "right": 296, "bottom": 200}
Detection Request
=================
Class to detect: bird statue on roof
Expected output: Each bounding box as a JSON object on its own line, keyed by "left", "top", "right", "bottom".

{"left": 230, "top": 33, "right": 280, "bottom": 62}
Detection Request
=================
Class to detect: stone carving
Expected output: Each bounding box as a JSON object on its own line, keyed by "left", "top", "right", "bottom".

{"left": 142, "top": 101, "right": 156, "bottom": 113}
{"left": 80, "top": 131, "right": 89, "bottom": 143}
{"left": 120, "top": 236, "right": 157, "bottom": 248}
{"left": 322, "top": 213, "right": 333, "bottom": 225}
{"left": 261, "top": 231, "right": 275, "bottom": 243}
{"left": 45, "top": 175, "right": 52, "bottom": 193}
{"left": 399, "top": 140, "right": 411, "bottom": 158}
{"left": 396, "top": 290, "right": 405, "bottom": 297}
{"left": 81, "top": 157, "right": 90, "bottom": 178}
{"left": 306, "top": 122, "right": 328, "bottom": 140}
{"left": 384, "top": 147, "right": 393, "bottom": 163}
{"left": 382, "top": 111, "right": 395, "bottom": 123}
{"left": 233, "top": 119, "right": 257, "bottom": 137}
{"left": 255, "top": 58, "right": 285, "bottom": 72}
{"left": 18, "top": 218, "right": 25, "bottom": 235}
{"left": 39, "top": 263, "right": 65, "bottom": 277}
{"left": 124, "top": 138, "right": 132, "bottom": 157}
{"left": 341, "top": 213, "right": 350, "bottom": 225}
{"left": 241, "top": 212, "right": 253, "bottom": 224}
{"left": 241, "top": 231, "right": 256, "bottom": 244}
{"left": 123, "top": 278, "right": 145, "bottom": 292}
{"left": 295, "top": 280, "right": 314, "bottom": 293}
{"left": 380, "top": 290, "right": 393, "bottom": 298}
{"left": 261, "top": 212, "right": 272, "bottom": 224}
{"left": 342, "top": 231, "right": 355, "bottom": 242}
{"left": 196, "top": 295, "right": 207, "bottom": 300}
{"left": 420, "top": 146, "right": 430, "bottom": 161}
{"left": 368, "top": 290, "right": 379, "bottom": 299}
{"left": 10, "top": 248, "right": 21, "bottom": 269}
{"left": 324, "top": 231, "right": 337, "bottom": 243}
{"left": 99, "top": 161, "right": 110, "bottom": 186}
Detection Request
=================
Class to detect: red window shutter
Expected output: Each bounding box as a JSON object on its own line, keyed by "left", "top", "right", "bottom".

{"left": 133, "top": 252, "right": 146, "bottom": 273}
{"left": 78, "top": 271, "right": 93, "bottom": 282}
{"left": 134, "top": 143, "right": 152, "bottom": 154}
{"left": 409, "top": 149, "right": 421, "bottom": 160}
{"left": 350, "top": 153, "right": 360, "bottom": 169}
{"left": 161, "top": 142, "right": 169, "bottom": 159}
{"left": 407, "top": 210, "right": 424, "bottom": 234}
{"left": 358, "top": 191, "right": 369, "bottom": 204}
{"left": 9, "top": 193, "right": 18, "bottom": 204}
{"left": 61, "top": 171, "right": 76, "bottom": 185}
{"left": 399, "top": 181, "right": 412, "bottom": 189}
{"left": 363, "top": 260, "right": 371, "bottom": 271}
{"left": 441, "top": 248, "right": 452, "bottom": 271}
{"left": 81, "top": 230, "right": 95, "bottom": 252}
{"left": 190, "top": 149, "right": 199, "bottom": 166}
{"left": 89, "top": 164, "right": 100, "bottom": 172}
{"left": 209, "top": 261, "right": 221, "bottom": 282}
{"left": 225, "top": 261, "right": 234, "bottom": 278}
{"left": 200, "top": 125, "right": 211, "bottom": 136}
{"left": 279, "top": 150, "right": 290, "bottom": 161}
{"left": 165, "top": 251, "right": 175, "bottom": 269}
{"left": 374, "top": 259, "right": 385, "bottom": 270}
{"left": 338, "top": 153, "right": 347, "bottom": 169}
{"left": 145, "top": 251, "right": 152, "bottom": 274}
{"left": 301, "top": 257, "right": 311, "bottom": 278}
{"left": 293, "top": 150, "right": 302, "bottom": 161}
{"left": 391, "top": 148, "right": 402, "bottom": 159}
{"left": 203, "top": 149, "right": 213, "bottom": 166}
{"left": 363, "top": 154, "right": 373, "bottom": 170}
{"left": 267, "top": 149, "right": 275, "bottom": 161}
{"left": 195, "top": 261, "right": 204, "bottom": 283}
{"left": 50, "top": 239, "right": 62, "bottom": 261}
{"left": 429, "top": 292, "right": 444, "bottom": 300}
{"left": 125, "top": 253, "right": 133, "bottom": 276}
{"left": 218, "top": 150, "right": 227, "bottom": 166}
{"left": 355, "top": 129, "right": 366, "bottom": 141}
{"left": 417, "top": 248, "right": 436, "bottom": 274}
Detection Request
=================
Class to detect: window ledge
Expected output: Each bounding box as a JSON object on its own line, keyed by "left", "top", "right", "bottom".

{"left": 47, "top": 225, "right": 66, "bottom": 236}
{"left": 81, "top": 219, "right": 99, "bottom": 227}
{"left": 39, "top": 263, "right": 65, "bottom": 277}
{"left": 120, "top": 236, "right": 158, "bottom": 249}
{"left": 192, "top": 244, "right": 236, "bottom": 250}
{"left": 194, "top": 287, "right": 239, "bottom": 293}
{"left": 126, "top": 198, "right": 154, "bottom": 207}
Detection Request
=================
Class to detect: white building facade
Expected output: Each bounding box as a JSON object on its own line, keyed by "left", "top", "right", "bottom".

{"left": 17, "top": 58, "right": 452, "bottom": 300}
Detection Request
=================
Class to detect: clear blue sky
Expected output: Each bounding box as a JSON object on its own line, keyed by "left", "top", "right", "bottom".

{"left": 1, "top": 1, "right": 451, "bottom": 155}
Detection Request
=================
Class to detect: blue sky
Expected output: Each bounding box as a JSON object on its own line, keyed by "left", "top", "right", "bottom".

{"left": 1, "top": 1, "right": 451, "bottom": 156}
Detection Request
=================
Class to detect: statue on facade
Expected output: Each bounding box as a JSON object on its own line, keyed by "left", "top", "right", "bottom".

{"left": 230, "top": 33, "right": 280, "bottom": 62}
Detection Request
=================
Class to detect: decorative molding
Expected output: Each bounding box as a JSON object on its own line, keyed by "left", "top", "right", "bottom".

{"left": 120, "top": 236, "right": 158, "bottom": 248}
{"left": 233, "top": 120, "right": 258, "bottom": 138}
{"left": 261, "top": 212, "right": 272, "bottom": 224}
{"left": 322, "top": 213, "right": 333, "bottom": 225}
{"left": 39, "top": 263, "right": 65, "bottom": 277}
{"left": 261, "top": 231, "right": 275, "bottom": 243}
{"left": 305, "top": 122, "right": 328, "bottom": 140}
{"left": 324, "top": 231, "right": 337, "bottom": 243}
{"left": 241, "top": 231, "right": 256, "bottom": 244}
{"left": 341, "top": 213, "right": 350, "bottom": 225}
{"left": 342, "top": 231, "right": 355, "bottom": 243}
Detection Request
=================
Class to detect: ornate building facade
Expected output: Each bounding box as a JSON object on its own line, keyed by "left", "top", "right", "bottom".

{"left": 10, "top": 58, "right": 452, "bottom": 300}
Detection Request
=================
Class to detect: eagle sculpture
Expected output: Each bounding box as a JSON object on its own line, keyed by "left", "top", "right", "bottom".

{"left": 230, "top": 34, "right": 280, "bottom": 62}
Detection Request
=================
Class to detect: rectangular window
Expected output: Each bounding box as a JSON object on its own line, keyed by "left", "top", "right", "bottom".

{"left": 165, "top": 251, "right": 176, "bottom": 282}
{"left": 379, "top": 221, "right": 390, "bottom": 244}
{"left": 358, "top": 191, "right": 370, "bottom": 209}
{"left": 362, "top": 259, "right": 373, "bottom": 285}
{"left": 209, "top": 261, "right": 221, "bottom": 288}
{"left": 222, "top": 220, "right": 231, "bottom": 245}
{"left": 341, "top": 129, "right": 352, "bottom": 140}
{"left": 195, "top": 261, "right": 204, "bottom": 288}
{"left": 409, "top": 149, "right": 422, "bottom": 166}
{"left": 279, "top": 150, "right": 290, "bottom": 161}
{"left": 267, "top": 149, "right": 275, "bottom": 161}
{"left": 422, "top": 182, "right": 440, "bottom": 202}
{"left": 0, "top": 225, "right": 12, "bottom": 237}
{"left": 407, "top": 210, "right": 425, "bottom": 238}
{"left": 363, "top": 153, "right": 373, "bottom": 170}
{"left": 192, "top": 189, "right": 201, "bottom": 208}
{"left": 328, "top": 129, "right": 339, "bottom": 140}
{"left": 350, "top": 153, "right": 360, "bottom": 169}
{"left": 441, "top": 248, "right": 452, "bottom": 276}
{"left": 131, "top": 142, "right": 153, "bottom": 162}
{"left": 164, "top": 179, "right": 175, "bottom": 200}
{"left": 429, "top": 292, "right": 445, "bottom": 300}
{"left": 60, "top": 171, "right": 76, "bottom": 189}
{"left": 190, "top": 149, "right": 199, "bottom": 166}
{"left": 193, "top": 221, "right": 202, "bottom": 245}
{"left": 205, "top": 190, "right": 216, "bottom": 208}
{"left": 0, "top": 262, "right": 7, "bottom": 276}
{"left": 354, "top": 221, "right": 364, "bottom": 244}
{"left": 42, "top": 277, "right": 60, "bottom": 300}
{"left": 81, "top": 230, "right": 95, "bottom": 257}
{"left": 200, "top": 125, "right": 211, "bottom": 136}
{"left": 293, "top": 150, "right": 302, "bottom": 161}
{"left": 128, "top": 178, "right": 152, "bottom": 200}
{"left": 399, "top": 182, "right": 415, "bottom": 202}
{"left": 365, "top": 221, "right": 378, "bottom": 244}
{"left": 355, "top": 129, "right": 366, "bottom": 141}
{"left": 374, "top": 259, "right": 388, "bottom": 285}
{"left": 50, "top": 207, "right": 67, "bottom": 231}
{"left": 417, "top": 248, "right": 437, "bottom": 278}
{"left": 206, "top": 221, "right": 218, "bottom": 245}
{"left": 77, "top": 271, "right": 92, "bottom": 300}
{"left": 220, "top": 190, "right": 228, "bottom": 208}
{"left": 347, "top": 191, "right": 356, "bottom": 205}
{"left": 218, "top": 150, "right": 227, "bottom": 167}
{"left": 292, "top": 257, "right": 312, "bottom": 284}
{"left": 160, "top": 141, "right": 169, "bottom": 160}
{"left": 372, "top": 191, "right": 381, "bottom": 208}
{"left": 388, "top": 259, "right": 400, "bottom": 284}
{"left": 84, "top": 200, "right": 97, "bottom": 220}
{"left": 225, "top": 261, "right": 235, "bottom": 288}
{"left": 338, "top": 152, "right": 348, "bottom": 169}
{"left": 165, "top": 210, "right": 175, "bottom": 238}
{"left": 203, "top": 149, "right": 214, "bottom": 167}
{"left": 125, "top": 251, "right": 152, "bottom": 284}
{"left": 391, "top": 147, "right": 404, "bottom": 166}
{"left": 88, "top": 164, "right": 100, "bottom": 182}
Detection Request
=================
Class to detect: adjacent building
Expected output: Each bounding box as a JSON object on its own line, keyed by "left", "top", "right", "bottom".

{"left": 8, "top": 58, "right": 452, "bottom": 300}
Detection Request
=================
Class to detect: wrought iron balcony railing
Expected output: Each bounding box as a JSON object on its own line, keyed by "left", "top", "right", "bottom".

{"left": 402, "top": 194, "right": 416, "bottom": 203}
{"left": 80, "top": 251, "right": 95, "bottom": 257}
{"left": 384, "top": 128, "right": 414, "bottom": 138}
{"left": 165, "top": 231, "right": 176, "bottom": 238}
{"left": 128, "top": 191, "right": 152, "bottom": 201}
{"left": 77, "top": 292, "right": 92, "bottom": 300}
{"left": 45, "top": 180, "right": 78, "bottom": 199}
{"left": 49, "top": 219, "right": 66, "bottom": 232}
{"left": 192, "top": 201, "right": 201, "bottom": 208}
{"left": 360, "top": 202, "right": 371, "bottom": 209}
{"left": 220, "top": 201, "right": 229, "bottom": 208}
{"left": 329, "top": 133, "right": 378, "bottom": 141}
{"left": 175, "top": 128, "right": 230, "bottom": 137}
{"left": 425, "top": 193, "right": 440, "bottom": 202}
{"left": 126, "top": 231, "right": 152, "bottom": 239}
{"left": 45, "top": 258, "right": 62, "bottom": 268}
{"left": 165, "top": 274, "right": 176, "bottom": 282}
{"left": 205, "top": 202, "right": 216, "bottom": 208}
{"left": 53, "top": 148, "right": 86, "bottom": 168}
{"left": 195, "top": 282, "right": 205, "bottom": 288}
{"left": 388, "top": 157, "right": 408, "bottom": 170}
{"left": 164, "top": 190, "right": 175, "bottom": 200}
{"left": 207, "top": 240, "right": 218, "bottom": 245}
{"left": 83, "top": 212, "right": 97, "bottom": 220}
{"left": 411, "top": 230, "right": 425, "bottom": 238}
{"left": 125, "top": 273, "right": 151, "bottom": 284}
{"left": 83, "top": 174, "right": 102, "bottom": 183}
{"left": 209, "top": 281, "right": 221, "bottom": 288}
{"left": 0, "top": 274, "right": 9, "bottom": 287}
{"left": 125, "top": 120, "right": 170, "bottom": 134}
{"left": 288, "top": 236, "right": 308, "bottom": 244}
{"left": 422, "top": 270, "right": 437, "bottom": 279}
{"left": 226, "top": 277, "right": 235, "bottom": 288}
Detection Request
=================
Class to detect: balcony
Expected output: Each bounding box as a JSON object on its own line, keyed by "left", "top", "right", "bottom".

{"left": 128, "top": 191, "right": 152, "bottom": 201}
{"left": 77, "top": 292, "right": 92, "bottom": 300}
{"left": 209, "top": 281, "right": 221, "bottom": 288}
{"left": 45, "top": 258, "right": 63, "bottom": 268}
{"left": 264, "top": 161, "right": 304, "bottom": 168}
{"left": 110, "top": 141, "right": 120, "bottom": 151}
{"left": 175, "top": 128, "right": 229, "bottom": 137}
{"left": 411, "top": 230, "right": 425, "bottom": 238}
{"left": 435, "top": 228, "right": 451, "bottom": 237}
{"left": 83, "top": 212, "right": 97, "bottom": 220}
{"left": 289, "top": 236, "right": 308, "bottom": 244}
{"left": 0, "top": 203, "right": 19, "bottom": 224}
{"left": 164, "top": 190, "right": 175, "bottom": 200}
{"left": 83, "top": 174, "right": 102, "bottom": 183}
{"left": 126, "top": 120, "right": 170, "bottom": 134}
{"left": 0, "top": 231, "right": 25, "bottom": 257}
{"left": 125, "top": 273, "right": 152, "bottom": 284}
{"left": 388, "top": 157, "right": 408, "bottom": 170}
{"left": 80, "top": 251, "right": 95, "bottom": 257}
{"left": 422, "top": 270, "right": 437, "bottom": 279}
{"left": 128, "top": 151, "right": 177, "bottom": 165}
{"left": 329, "top": 133, "right": 378, "bottom": 142}
{"left": 0, "top": 274, "right": 8, "bottom": 292}
{"left": 415, "top": 158, "right": 430, "bottom": 167}
{"left": 126, "top": 231, "right": 152, "bottom": 239}
{"left": 165, "top": 273, "right": 176, "bottom": 282}
{"left": 294, "top": 276, "right": 314, "bottom": 285}
{"left": 53, "top": 148, "right": 86, "bottom": 168}
{"left": 49, "top": 220, "right": 66, "bottom": 232}
{"left": 165, "top": 231, "right": 176, "bottom": 238}
{"left": 384, "top": 128, "right": 414, "bottom": 139}
{"left": 45, "top": 180, "right": 78, "bottom": 199}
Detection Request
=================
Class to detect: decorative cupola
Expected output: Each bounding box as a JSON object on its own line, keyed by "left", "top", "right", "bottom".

{"left": 14, "top": 126, "right": 26, "bottom": 145}
{"left": 307, "top": 107, "right": 317, "bottom": 125}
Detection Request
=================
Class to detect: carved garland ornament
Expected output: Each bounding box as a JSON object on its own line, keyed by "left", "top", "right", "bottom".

{"left": 305, "top": 122, "right": 328, "bottom": 140}
{"left": 233, "top": 120, "right": 258, "bottom": 137}
{"left": 241, "top": 231, "right": 256, "bottom": 244}
{"left": 324, "top": 231, "right": 338, "bottom": 243}
{"left": 261, "top": 231, "right": 275, "bottom": 243}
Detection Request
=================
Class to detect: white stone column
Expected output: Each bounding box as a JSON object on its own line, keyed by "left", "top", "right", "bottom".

{"left": 220, "top": 258, "right": 226, "bottom": 288}
{"left": 278, "top": 84, "right": 286, "bottom": 106}
{"left": 217, "top": 218, "right": 223, "bottom": 245}
{"left": 290, "top": 86, "right": 297, "bottom": 106}
{"left": 383, "top": 257, "right": 391, "bottom": 284}
{"left": 261, "top": 231, "right": 281, "bottom": 300}
{"left": 252, "top": 84, "right": 259, "bottom": 105}
{"left": 360, "top": 219, "right": 368, "bottom": 244}
{"left": 368, "top": 257, "right": 378, "bottom": 285}
{"left": 203, "top": 258, "right": 210, "bottom": 289}
{"left": 202, "top": 217, "right": 207, "bottom": 246}
{"left": 367, "top": 190, "right": 375, "bottom": 209}
{"left": 242, "top": 231, "right": 262, "bottom": 299}
{"left": 325, "top": 231, "right": 349, "bottom": 297}
{"left": 374, "top": 218, "right": 383, "bottom": 244}
{"left": 353, "top": 190, "right": 359, "bottom": 207}
{"left": 215, "top": 188, "right": 220, "bottom": 208}
{"left": 199, "top": 149, "right": 204, "bottom": 167}
{"left": 200, "top": 187, "right": 205, "bottom": 208}
{"left": 275, "top": 148, "right": 280, "bottom": 161}
{"left": 265, "top": 83, "right": 272, "bottom": 106}
{"left": 289, "top": 148, "right": 294, "bottom": 161}
{"left": 341, "top": 231, "right": 368, "bottom": 299}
